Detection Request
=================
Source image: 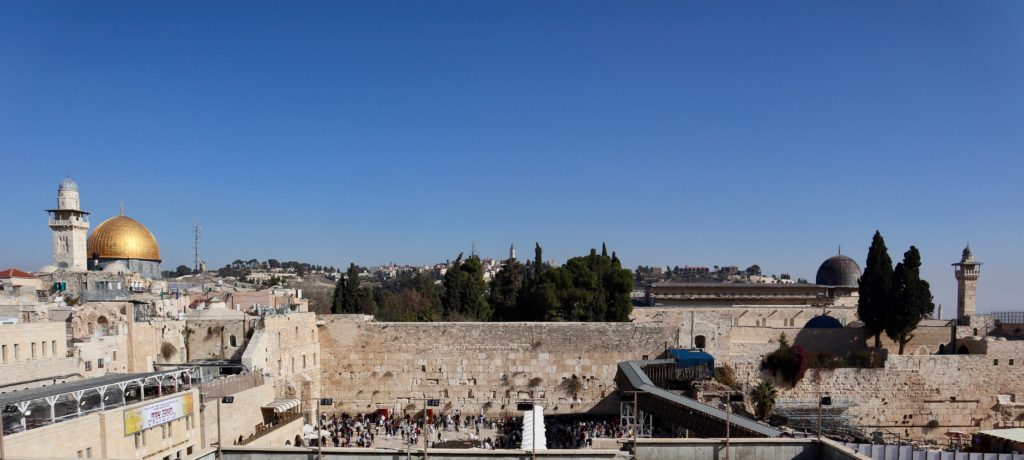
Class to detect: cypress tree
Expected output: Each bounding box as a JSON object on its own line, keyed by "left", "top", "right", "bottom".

{"left": 330, "top": 274, "right": 345, "bottom": 314}
{"left": 858, "top": 231, "right": 893, "bottom": 348}
{"left": 887, "top": 246, "right": 935, "bottom": 354}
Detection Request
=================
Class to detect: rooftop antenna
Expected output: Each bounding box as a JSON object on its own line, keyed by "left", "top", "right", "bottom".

{"left": 193, "top": 221, "right": 202, "bottom": 272}
{"left": 838, "top": 245, "right": 841, "bottom": 255}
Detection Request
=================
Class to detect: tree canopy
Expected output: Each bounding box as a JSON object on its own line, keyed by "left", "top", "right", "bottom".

{"left": 858, "top": 231, "right": 893, "bottom": 348}
{"left": 886, "top": 246, "right": 935, "bottom": 354}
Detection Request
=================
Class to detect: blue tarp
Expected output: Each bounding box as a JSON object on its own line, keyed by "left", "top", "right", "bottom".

{"left": 669, "top": 349, "right": 714, "bottom": 369}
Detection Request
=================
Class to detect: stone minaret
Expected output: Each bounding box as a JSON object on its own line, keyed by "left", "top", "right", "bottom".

{"left": 47, "top": 177, "right": 90, "bottom": 271}
{"left": 952, "top": 245, "right": 981, "bottom": 323}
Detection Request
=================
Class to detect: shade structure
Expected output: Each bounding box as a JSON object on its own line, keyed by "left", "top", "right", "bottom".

{"left": 264, "top": 399, "right": 300, "bottom": 413}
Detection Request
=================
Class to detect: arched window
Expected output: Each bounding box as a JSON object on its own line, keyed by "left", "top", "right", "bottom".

{"left": 695, "top": 335, "right": 707, "bottom": 349}
{"left": 229, "top": 335, "right": 237, "bottom": 347}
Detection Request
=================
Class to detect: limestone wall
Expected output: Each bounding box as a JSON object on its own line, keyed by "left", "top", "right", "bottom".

{"left": 316, "top": 316, "right": 678, "bottom": 416}
{"left": 777, "top": 354, "right": 1024, "bottom": 439}
{"left": 186, "top": 318, "right": 257, "bottom": 360}
{"left": 128, "top": 319, "right": 187, "bottom": 372}
{"left": 241, "top": 313, "right": 321, "bottom": 410}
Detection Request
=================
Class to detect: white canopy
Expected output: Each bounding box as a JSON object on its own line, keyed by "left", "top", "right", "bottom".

{"left": 264, "top": 399, "right": 300, "bottom": 413}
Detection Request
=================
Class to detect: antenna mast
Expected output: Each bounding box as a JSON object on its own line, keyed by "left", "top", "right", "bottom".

{"left": 193, "top": 221, "right": 202, "bottom": 272}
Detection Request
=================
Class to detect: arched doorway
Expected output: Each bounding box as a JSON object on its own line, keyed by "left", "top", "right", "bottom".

{"left": 958, "top": 345, "right": 970, "bottom": 354}
{"left": 96, "top": 316, "right": 109, "bottom": 337}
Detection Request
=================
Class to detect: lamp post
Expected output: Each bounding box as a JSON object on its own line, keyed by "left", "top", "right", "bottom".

{"left": 818, "top": 394, "right": 832, "bottom": 442}
{"left": 216, "top": 396, "right": 234, "bottom": 460}
{"left": 1, "top": 410, "right": 6, "bottom": 460}
{"left": 722, "top": 401, "right": 731, "bottom": 460}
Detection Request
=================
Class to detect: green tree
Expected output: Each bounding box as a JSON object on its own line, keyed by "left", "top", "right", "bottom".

{"left": 858, "top": 231, "right": 893, "bottom": 348}
{"left": 174, "top": 265, "right": 192, "bottom": 277}
{"left": 330, "top": 274, "right": 345, "bottom": 314}
{"left": 750, "top": 380, "right": 779, "bottom": 421}
{"left": 342, "top": 263, "right": 363, "bottom": 313}
{"left": 887, "top": 246, "right": 935, "bottom": 354}
{"left": 490, "top": 256, "right": 523, "bottom": 321}
{"left": 442, "top": 254, "right": 491, "bottom": 320}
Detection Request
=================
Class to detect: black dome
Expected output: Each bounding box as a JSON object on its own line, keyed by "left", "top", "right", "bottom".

{"left": 815, "top": 254, "right": 861, "bottom": 287}
{"left": 804, "top": 315, "right": 843, "bottom": 329}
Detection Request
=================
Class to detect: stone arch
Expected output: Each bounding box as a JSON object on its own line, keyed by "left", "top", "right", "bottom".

{"left": 96, "top": 316, "right": 110, "bottom": 337}
{"left": 958, "top": 345, "right": 970, "bottom": 354}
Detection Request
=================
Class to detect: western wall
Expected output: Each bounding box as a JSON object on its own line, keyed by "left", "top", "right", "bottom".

{"left": 309, "top": 310, "right": 1024, "bottom": 440}
{"left": 316, "top": 315, "right": 680, "bottom": 416}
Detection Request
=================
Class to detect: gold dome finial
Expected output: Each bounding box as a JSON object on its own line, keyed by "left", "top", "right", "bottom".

{"left": 119, "top": 201, "right": 125, "bottom": 216}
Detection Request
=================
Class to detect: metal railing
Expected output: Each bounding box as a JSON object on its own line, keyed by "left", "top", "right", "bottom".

{"left": 199, "top": 372, "right": 265, "bottom": 398}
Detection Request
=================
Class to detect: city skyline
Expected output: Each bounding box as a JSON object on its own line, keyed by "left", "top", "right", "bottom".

{"left": 3, "top": 1, "right": 1023, "bottom": 312}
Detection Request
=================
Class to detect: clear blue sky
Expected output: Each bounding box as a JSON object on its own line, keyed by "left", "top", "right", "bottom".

{"left": 2, "top": 1, "right": 1022, "bottom": 312}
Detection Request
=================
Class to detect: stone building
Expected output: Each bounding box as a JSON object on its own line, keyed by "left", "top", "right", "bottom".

{"left": 46, "top": 177, "right": 90, "bottom": 271}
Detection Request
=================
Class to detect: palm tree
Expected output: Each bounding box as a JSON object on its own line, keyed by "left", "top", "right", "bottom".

{"left": 750, "top": 380, "right": 779, "bottom": 421}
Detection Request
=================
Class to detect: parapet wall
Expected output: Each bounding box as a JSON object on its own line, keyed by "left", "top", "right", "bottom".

{"left": 317, "top": 316, "right": 679, "bottom": 416}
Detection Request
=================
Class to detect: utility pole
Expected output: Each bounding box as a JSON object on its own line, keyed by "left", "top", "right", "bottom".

{"left": 633, "top": 392, "right": 639, "bottom": 460}
{"left": 317, "top": 397, "right": 323, "bottom": 460}
{"left": 216, "top": 397, "right": 222, "bottom": 460}
{"left": 423, "top": 398, "right": 428, "bottom": 460}
{"left": 724, "top": 400, "right": 731, "bottom": 460}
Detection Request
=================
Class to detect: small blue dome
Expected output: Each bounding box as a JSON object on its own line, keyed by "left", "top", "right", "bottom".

{"left": 804, "top": 315, "right": 843, "bottom": 329}
{"left": 59, "top": 177, "right": 78, "bottom": 192}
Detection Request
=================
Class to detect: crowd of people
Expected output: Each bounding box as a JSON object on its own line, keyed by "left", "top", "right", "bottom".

{"left": 280, "top": 410, "right": 625, "bottom": 450}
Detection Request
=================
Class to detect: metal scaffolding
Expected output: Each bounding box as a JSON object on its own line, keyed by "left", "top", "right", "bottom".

{"left": 619, "top": 400, "right": 653, "bottom": 438}
{"left": 773, "top": 398, "right": 863, "bottom": 440}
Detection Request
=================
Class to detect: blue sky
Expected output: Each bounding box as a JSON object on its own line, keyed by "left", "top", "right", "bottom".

{"left": 1, "top": 1, "right": 1022, "bottom": 312}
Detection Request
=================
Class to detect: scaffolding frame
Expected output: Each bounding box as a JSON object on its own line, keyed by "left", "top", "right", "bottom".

{"left": 773, "top": 398, "right": 863, "bottom": 440}
{"left": 619, "top": 400, "right": 653, "bottom": 438}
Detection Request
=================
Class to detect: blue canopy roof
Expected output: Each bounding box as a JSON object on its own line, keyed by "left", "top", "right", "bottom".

{"left": 669, "top": 348, "right": 715, "bottom": 369}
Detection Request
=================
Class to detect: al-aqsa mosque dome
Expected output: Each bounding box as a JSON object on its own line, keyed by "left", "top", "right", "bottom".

{"left": 815, "top": 253, "right": 861, "bottom": 287}
{"left": 86, "top": 209, "right": 162, "bottom": 279}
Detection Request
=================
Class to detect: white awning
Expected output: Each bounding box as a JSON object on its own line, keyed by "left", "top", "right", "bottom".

{"left": 264, "top": 399, "right": 300, "bottom": 413}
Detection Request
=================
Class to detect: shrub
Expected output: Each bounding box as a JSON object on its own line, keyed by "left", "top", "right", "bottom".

{"left": 160, "top": 342, "right": 177, "bottom": 360}
{"left": 926, "top": 420, "right": 940, "bottom": 429}
{"left": 845, "top": 351, "right": 873, "bottom": 368}
{"left": 762, "top": 333, "right": 807, "bottom": 385}
{"left": 715, "top": 364, "right": 738, "bottom": 388}
{"left": 528, "top": 377, "right": 543, "bottom": 388}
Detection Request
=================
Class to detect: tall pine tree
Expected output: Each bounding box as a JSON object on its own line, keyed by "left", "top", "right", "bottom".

{"left": 887, "top": 246, "right": 935, "bottom": 354}
{"left": 858, "top": 231, "right": 893, "bottom": 348}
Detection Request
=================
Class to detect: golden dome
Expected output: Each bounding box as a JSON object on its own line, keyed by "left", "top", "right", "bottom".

{"left": 87, "top": 215, "right": 161, "bottom": 261}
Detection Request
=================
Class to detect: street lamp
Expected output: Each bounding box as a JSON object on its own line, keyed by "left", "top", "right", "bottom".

{"left": 817, "top": 394, "right": 832, "bottom": 442}
{"left": 216, "top": 396, "right": 234, "bottom": 460}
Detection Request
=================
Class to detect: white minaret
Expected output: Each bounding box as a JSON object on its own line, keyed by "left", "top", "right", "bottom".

{"left": 510, "top": 243, "right": 516, "bottom": 260}
{"left": 47, "top": 177, "right": 90, "bottom": 271}
{"left": 952, "top": 245, "right": 981, "bottom": 323}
